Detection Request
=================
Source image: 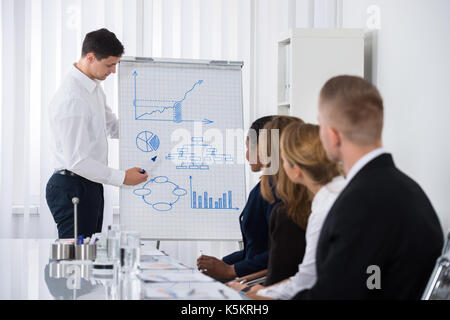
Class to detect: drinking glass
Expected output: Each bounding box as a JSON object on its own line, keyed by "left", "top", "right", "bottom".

{"left": 120, "top": 231, "right": 141, "bottom": 273}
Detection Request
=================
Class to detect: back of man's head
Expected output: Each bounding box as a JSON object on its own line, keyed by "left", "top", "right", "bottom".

{"left": 81, "top": 28, "right": 124, "bottom": 60}
{"left": 319, "top": 75, "right": 383, "bottom": 147}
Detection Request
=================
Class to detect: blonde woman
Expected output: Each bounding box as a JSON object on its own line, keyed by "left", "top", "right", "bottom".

{"left": 247, "top": 123, "right": 345, "bottom": 299}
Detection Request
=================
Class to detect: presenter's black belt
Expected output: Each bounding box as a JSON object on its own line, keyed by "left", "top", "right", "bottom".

{"left": 54, "top": 169, "right": 81, "bottom": 178}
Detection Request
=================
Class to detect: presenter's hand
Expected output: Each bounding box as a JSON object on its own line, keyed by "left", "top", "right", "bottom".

{"left": 197, "top": 255, "right": 236, "bottom": 280}
{"left": 123, "top": 167, "right": 148, "bottom": 185}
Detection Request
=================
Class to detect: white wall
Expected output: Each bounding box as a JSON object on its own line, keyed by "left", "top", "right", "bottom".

{"left": 341, "top": 0, "right": 450, "bottom": 234}
{"left": 251, "top": 0, "right": 450, "bottom": 234}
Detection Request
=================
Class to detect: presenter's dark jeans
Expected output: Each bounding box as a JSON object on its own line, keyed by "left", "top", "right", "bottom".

{"left": 46, "top": 173, "right": 104, "bottom": 239}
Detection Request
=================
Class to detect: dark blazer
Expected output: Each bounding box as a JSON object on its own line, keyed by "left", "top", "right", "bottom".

{"left": 265, "top": 202, "right": 307, "bottom": 286}
{"left": 293, "top": 154, "right": 443, "bottom": 300}
{"left": 222, "top": 181, "right": 278, "bottom": 276}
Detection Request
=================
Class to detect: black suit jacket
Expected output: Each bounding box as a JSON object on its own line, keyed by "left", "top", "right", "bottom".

{"left": 292, "top": 154, "right": 443, "bottom": 300}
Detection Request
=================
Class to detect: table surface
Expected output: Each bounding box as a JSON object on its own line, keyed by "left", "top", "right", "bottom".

{"left": 0, "top": 239, "right": 242, "bottom": 300}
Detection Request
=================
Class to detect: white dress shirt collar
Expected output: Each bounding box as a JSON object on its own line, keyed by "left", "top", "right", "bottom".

{"left": 70, "top": 63, "right": 98, "bottom": 93}
{"left": 345, "top": 147, "right": 386, "bottom": 184}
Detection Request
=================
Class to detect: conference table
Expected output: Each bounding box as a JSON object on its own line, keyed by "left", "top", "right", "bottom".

{"left": 0, "top": 239, "right": 243, "bottom": 300}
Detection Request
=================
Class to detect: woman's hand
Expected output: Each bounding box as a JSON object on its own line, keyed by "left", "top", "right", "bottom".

{"left": 247, "top": 284, "right": 264, "bottom": 295}
{"left": 245, "top": 285, "right": 275, "bottom": 300}
{"left": 197, "top": 255, "right": 236, "bottom": 280}
{"left": 225, "top": 280, "right": 249, "bottom": 292}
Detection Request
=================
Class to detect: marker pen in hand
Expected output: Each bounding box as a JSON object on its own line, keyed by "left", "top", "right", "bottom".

{"left": 140, "top": 169, "right": 146, "bottom": 174}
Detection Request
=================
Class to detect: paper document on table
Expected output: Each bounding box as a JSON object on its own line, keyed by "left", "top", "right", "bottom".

{"left": 139, "top": 271, "right": 214, "bottom": 283}
{"left": 139, "top": 261, "right": 188, "bottom": 270}
{"left": 144, "top": 287, "right": 227, "bottom": 299}
{"left": 140, "top": 249, "right": 166, "bottom": 256}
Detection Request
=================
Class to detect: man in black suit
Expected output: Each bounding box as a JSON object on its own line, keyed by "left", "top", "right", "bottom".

{"left": 292, "top": 75, "right": 443, "bottom": 299}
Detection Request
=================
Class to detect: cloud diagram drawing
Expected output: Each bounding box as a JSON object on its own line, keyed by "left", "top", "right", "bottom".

{"left": 133, "top": 176, "right": 187, "bottom": 212}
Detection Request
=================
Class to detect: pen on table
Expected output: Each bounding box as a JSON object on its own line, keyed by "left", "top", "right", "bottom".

{"left": 218, "top": 289, "right": 228, "bottom": 299}
{"left": 187, "top": 288, "right": 196, "bottom": 296}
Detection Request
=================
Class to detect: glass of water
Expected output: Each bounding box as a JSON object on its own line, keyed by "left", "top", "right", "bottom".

{"left": 120, "top": 231, "right": 141, "bottom": 274}
{"left": 107, "top": 225, "right": 121, "bottom": 262}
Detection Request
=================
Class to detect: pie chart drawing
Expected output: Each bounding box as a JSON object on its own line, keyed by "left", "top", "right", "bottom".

{"left": 136, "top": 131, "right": 160, "bottom": 153}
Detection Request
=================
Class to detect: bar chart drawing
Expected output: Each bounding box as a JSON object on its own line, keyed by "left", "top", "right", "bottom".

{"left": 132, "top": 71, "right": 213, "bottom": 125}
{"left": 189, "top": 176, "right": 239, "bottom": 211}
{"left": 166, "top": 137, "right": 234, "bottom": 170}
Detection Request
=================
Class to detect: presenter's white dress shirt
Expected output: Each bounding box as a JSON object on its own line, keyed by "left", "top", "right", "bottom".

{"left": 256, "top": 176, "right": 346, "bottom": 299}
{"left": 48, "top": 64, "right": 125, "bottom": 186}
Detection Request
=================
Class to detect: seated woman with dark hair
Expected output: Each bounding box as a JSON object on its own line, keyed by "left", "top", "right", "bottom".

{"left": 196, "top": 116, "right": 277, "bottom": 280}
{"left": 226, "top": 116, "right": 311, "bottom": 290}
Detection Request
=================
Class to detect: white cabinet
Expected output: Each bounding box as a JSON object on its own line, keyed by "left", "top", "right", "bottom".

{"left": 277, "top": 28, "right": 365, "bottom": 123}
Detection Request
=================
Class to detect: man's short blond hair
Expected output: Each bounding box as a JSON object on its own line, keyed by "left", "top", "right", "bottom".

{"left": 319, "top": 75, "right": 384, "bottom": 146}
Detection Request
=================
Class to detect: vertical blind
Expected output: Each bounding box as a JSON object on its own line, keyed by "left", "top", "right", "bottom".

{"left": 0, "top": 0, "right": 325, "bottom": 241}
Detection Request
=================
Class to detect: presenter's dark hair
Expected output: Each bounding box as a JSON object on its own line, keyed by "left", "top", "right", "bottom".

{"left": 81, "top": 28, "right": 124, "bottom": 60}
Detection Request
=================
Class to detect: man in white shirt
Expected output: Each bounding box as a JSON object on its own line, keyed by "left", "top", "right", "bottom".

{"left": 46, "top": 28, "right": 148, "bottom": 239}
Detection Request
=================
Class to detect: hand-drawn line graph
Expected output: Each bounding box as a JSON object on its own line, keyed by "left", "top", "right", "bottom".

{"left": 132, "top": 71, "right": 213, "bottom": 125}
{"left": 136, "top": 131, "right": 160, "bottom": 153}
{"left": 189, "top": 176, "right": 239, "bottom": 211}
{"left": 166, "top": 137, "right": 234, "bottom": 170}
{"left": 133, "top": 176, "right": 187, "bottom": 212}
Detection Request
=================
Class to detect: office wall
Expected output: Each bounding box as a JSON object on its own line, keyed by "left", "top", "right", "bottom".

{"left": 341, "top": 0, "right": 450, "bottom": 234}
{"left": 251, "top": 0, "right": 450, "bottom": 234}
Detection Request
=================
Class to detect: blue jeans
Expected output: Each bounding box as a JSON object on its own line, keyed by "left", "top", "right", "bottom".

{"left": 46, "top": 173, "right": 104, "bottom": 239}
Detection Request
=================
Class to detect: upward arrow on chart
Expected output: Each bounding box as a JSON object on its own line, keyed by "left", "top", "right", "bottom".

{"left": 132, "top": 71, "right": 213, "bottom": 125}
